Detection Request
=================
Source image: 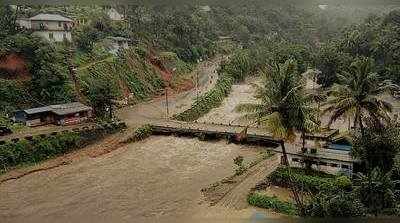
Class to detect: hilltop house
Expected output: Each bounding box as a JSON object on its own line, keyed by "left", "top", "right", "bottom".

{"left": 17, "top": 13, "right": 74, "bottom": 42}
{"left": 107, "top": 8, "right": 124, "bottom": 21}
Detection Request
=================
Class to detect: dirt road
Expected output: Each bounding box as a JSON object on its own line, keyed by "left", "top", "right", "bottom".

{"left": 117, "top": 56, "right": 222, "bottom": 128}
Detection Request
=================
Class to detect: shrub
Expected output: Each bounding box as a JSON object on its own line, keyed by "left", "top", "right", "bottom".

{"left": 233, "top": 155, "right": 246, "bottom": 176}
{"left": 0, "top": 122, "right": 124, "bottom": 171}
{"left": 126, "top": 124, "right": 153, "bottom": 143}
{"left": 304, "top": 191, "right": 367, "bottom": 217}
{"left": 173, "top": 74, "right": 234, "bottom": 121}
{"left": 0, "top": 132, "right": 80, "bottom": 169}
{"left": 268, "top": 167, "right": 351, "bottom": 193}
{"left": 248, "top": 192, "right": 297, "bottom": 215}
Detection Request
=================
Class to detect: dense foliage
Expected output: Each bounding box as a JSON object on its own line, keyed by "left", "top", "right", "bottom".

{"left": 267, "top": 167, "right": 350, "bottom": 193}
{"left": 323, "top": 57, "right": 397, "bottom": 133}
{"left": 0, "top": 132, "right": 80, "bottom": 169}
{"left": 353, "top": 126, "right": 400, "bottom": 172}
{"left": 316, "top": 10, "right": 400, "bottom": 87}
{"left": 0, "top": 122, "right": 124, "bottom": 170}
{"left": 248, "top": 193, "right": 297, "bottom": 215}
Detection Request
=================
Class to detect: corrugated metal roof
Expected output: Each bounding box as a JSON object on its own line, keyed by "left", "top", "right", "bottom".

{"left": 29, "top": 13, "right": 73, "bottom": 22}
{"left": 23, "top": 102, "right": 91, "bottom": 116}
{"left": 50, "top": 102, "right": 92, "bottom": 115}
{"left": 24, "top": 106, "right": 52, "bottom": 115}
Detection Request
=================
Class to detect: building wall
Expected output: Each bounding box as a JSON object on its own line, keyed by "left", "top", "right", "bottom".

{"left": 31, "top": 20, "right": 73, "bottom": 31}
{"left": 107, "top": 8, "right": 124, "bottom": 21}
{"left": 287, "top": 154, "right": 353, "bottom": 176}
{"left": 32, "top": 30, "right": 72, "bottom": 42}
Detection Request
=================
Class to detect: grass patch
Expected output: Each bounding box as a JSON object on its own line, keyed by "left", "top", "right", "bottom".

{"left": 268, "top": 167, "right": 351, "bottom": 194}
{"left": 248, "top": 192, "right": 297, "bottom": 215}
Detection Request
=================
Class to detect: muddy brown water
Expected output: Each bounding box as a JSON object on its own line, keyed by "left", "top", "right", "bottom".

{"left": 0, "top": 72, "right": 286, "bottom": 222}
{"left": 0, "top": 136, "right": 274, "bottom": 222}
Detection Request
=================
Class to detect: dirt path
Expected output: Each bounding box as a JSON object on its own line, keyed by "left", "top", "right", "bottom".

{"left": 117, "top": 56, "right": 223, "bottom": 128}
{"left": 217, "top": 155, "right": 280, "bottom": 210}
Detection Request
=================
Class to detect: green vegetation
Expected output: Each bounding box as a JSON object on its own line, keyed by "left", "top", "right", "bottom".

{"left": 305, "top": 191, "right": 367, "bottom": 217}
{"left": 353, "top": 125, "right": 400, "bottom": 172}
{"left": 0, "top": 132, "right": 80, "bottom": 170}
{"left": 126, "top": 124, "right": 153, "bottom": 143}
{"left": 233, "top": 155, "right": 245, "bottom": 176}
{"left": 264, "top": 166, "right": 400, "bottom": 217}
{"left": 248, "top": 192, "right": 297, "bottom": 215}
{"left": 173, "top": 49, "right": 255, "bottom": 121}
{"left": 268, "top": 167, "right": 350, "bottom": 194}
{"left": 173, "top": 72, "right": 234, "bottom": 121}
{"left": 0, "top": 123, "right": 124, "bottom": 171}
{"left": 323, "top": 57, "right": 397, "bottom": 134}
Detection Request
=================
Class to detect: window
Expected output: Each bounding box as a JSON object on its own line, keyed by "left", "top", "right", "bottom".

{"left": 58, "top": 21, "right": 62, "bottom": 27}
{"left": 63, "top": 33, "right": 67, "bottom": 40}
{"left": 49, "top": 32, "right": 54, "bottom": 39}
{"left": 342, "top": 164, "right": 349, "bottom": 169}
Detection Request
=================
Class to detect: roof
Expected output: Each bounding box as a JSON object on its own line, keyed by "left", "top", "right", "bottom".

{"left": 24, "top": 106, "right": 52, "bottom": 115}
{"left": 29, "top": 13, "right": 73, "bottom": 22}
{"left": 22, "top": 102, "right": 92, "bottom": 116}
{"left": 49, "top": 102, "right": 92, "bottom": 116}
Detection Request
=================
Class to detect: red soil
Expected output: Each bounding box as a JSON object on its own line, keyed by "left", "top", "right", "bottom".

{"left": 0, "top": 53, "right": 31, "bottom": 80}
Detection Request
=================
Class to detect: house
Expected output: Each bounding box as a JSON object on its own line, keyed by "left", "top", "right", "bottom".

{"left": 14, "top": 102, "right": 92, "bottom": 127}
{"left": 287, "top": 132, "right": 359, "bottom": 176}
{"left": 107, "top": 8, "right": 124, "bottom": 21}
{"left": 103, "top": 37, "right": 130, "bottom": 55}
{"left": 17, "top": 13, "right": 74, "bottom": 42}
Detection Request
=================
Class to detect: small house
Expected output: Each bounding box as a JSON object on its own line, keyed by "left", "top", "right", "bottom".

{"left": 17, "top": 13, "right": 74, "bottom": 42}
{"left": 14, "top": 102, "right": 92, "bottom": 127}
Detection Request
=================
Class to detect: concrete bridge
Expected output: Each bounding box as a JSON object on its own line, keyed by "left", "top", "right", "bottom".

{"left": 150, "top": 120, "right": 358, "bottom": 174}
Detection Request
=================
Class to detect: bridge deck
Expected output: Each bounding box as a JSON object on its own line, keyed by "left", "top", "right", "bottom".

{"left": 150, "top": 120, "right": 356, "bottom": 164}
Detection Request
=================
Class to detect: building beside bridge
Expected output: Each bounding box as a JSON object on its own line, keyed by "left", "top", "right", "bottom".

{"left": 150, "top": 120, "right": 359, "bottom": 175}
{"left": 288, "top": 132, "right": 357, "bottom": 175}
{"left": 14, "top": 102, "right": 92, "bottom": 127}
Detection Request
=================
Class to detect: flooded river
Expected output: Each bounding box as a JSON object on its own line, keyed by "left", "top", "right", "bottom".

{"left": 0, "top": 136, "right": 269, "bottom": 222}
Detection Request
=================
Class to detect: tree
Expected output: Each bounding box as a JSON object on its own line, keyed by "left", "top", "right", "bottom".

{"left": 236, "top": 59, "right": 317, "bottom": 213}
{"left": 304, "top": 191, "right": 366, "bottom": 217}
{"left": 314, "top": 41, "right": 352, "bottom": 87}
{"left": 353, "top": 125, "right": 400, "bottom": 172}
{"left": 324, "top": 57, "right": 397, "bottom": 135}
{"left": 86, "top": 78, "right": 119, "bottom": 119}
{"left": 354, "top": 168, "right": 398, "bottom": 216}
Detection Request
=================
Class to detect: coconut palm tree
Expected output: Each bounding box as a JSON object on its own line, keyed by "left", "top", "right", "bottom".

{"left": 236, "top": 59, "right": 317, "bottom": 214}
{"left": 323, "top": 57, "right": 397, "bottom": 136}
{"left": 236, "top": 59, "right": 317, "bottom": 163}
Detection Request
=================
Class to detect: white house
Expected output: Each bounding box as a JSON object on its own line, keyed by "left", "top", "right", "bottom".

{"left": 107, "top": 8, "right": 124, "bottom": 21}
{"left": 17, "top": 13, "right": 74, "bottom": 42}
